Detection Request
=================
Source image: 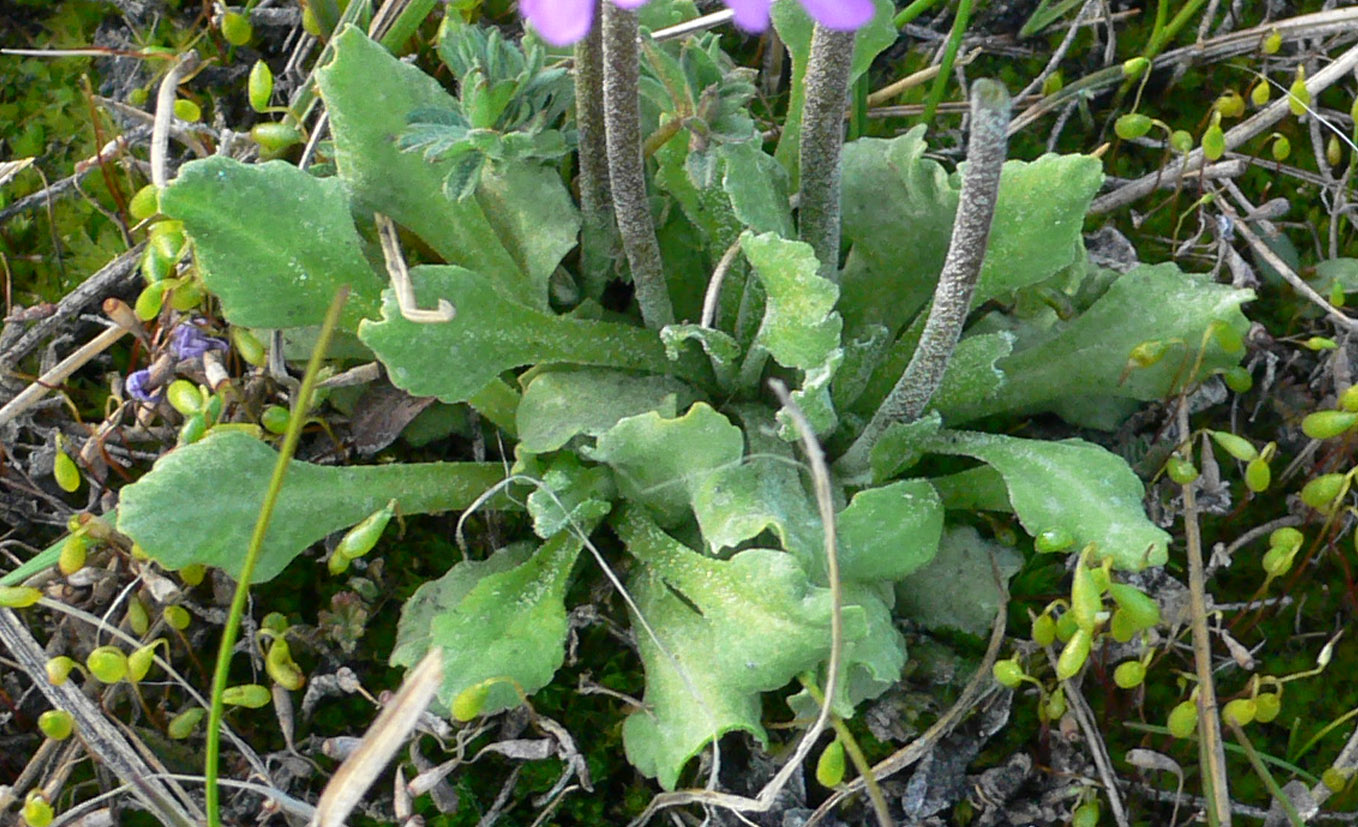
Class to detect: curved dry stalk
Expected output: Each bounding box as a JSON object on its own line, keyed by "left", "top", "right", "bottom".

{"left": 151, "top": 52, "right": 201, "bottom": 188}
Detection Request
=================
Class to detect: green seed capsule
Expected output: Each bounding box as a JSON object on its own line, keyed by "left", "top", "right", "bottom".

{"left": 328, "top": 550, "right": 352, "bottom": 576}
{"left": 1031, "top": 614, "right": 1057, "bottom": 647}
{"left": 166, "top": 380, "right": 204, "bottom": 417}
{"left": 1301, "top": 473, "right": 1347, "bottom": 510}
{"left": 232, "top": 327, "right": 267, "bottom": 366}
{"left": 222, "top": 684, "right": 271, "bottom": 708}
{"left": 173, "top": 98, "right": 201, "bottom": 123}
{"left": 179, "top": 413, "right": 208, "bottom": 446}
{"left": 163, "top": 605, "right": 191, "bottom": 630}
{"left": 1270, "top": 527, "right": 1303, "bottom": 550}
{"left": 266, "top": 638, "right": 306, "bottom": 691}
{"left": 1307, "top": 336, "right": 1339, "bottom": 351}
{"left": 1223, "top": 698, "right": 1257, "bottom": 726}
{"left": 452, "top": 680, "right": 492, "bottom": 722}
{"left": 1166, "top": 456, "right": 1200, "bottom": 485}
{"left": 169, "top": 279, "right": 205, "bottom": 312}
{"left": 129, "top": 86, "right": 149, "bottom": 106}
{"left": 1113, "top": 661, "right": 1146, "bottom": 689}
{"left": 1215, "top": 90, "right": 1245, "bottom": 119}
{"left": 1070, "top": 559, "right": 1102, "bottom": 634}
{"left": 1223, "top": 365, "right": 1253, "bottom": 393}
{"left": 1167, "top": 700, "right": 1198, "bottom": 738}
{"left": 59, "top": 533, "right": 88, "bottom": 576}
{"left": 1202, "top": 123, "right": 1226, "bottom": 160}
{"left": 335, "top": 500, "right": 397, "bottom": 560}
{"left": 1169, "top": 130, "right": 1193, "bottom": 154}
{"left": 1262, "top": 545, "right": 1295, "bottom": 578}
{"left": 129, "top": 184, "right": 160, "bottom": 221}
{"left": 1108, "top": 583, "right": 1161, "bottom": 631}
{"left": 46, "top": 656, "right": 77, "bottom": 685}
{"left": 1122, "top": 57, "right": 1150, "bottom": 79}
{"left": 1303, "top": 410, "right": 1358, "bottom": 439}
{"left": 1289, "top": 67, "right": 1311, "bottom": 116}
{"left": 54, "top": 447, "right": 80, "bottom": 492}
{"left": 1045, "top": 687, "right": 1067, "bottom": 720}
{"left": 248, "top": 60, "right": 273, "bottom": 112}
{"left": 38, "top": 709, "right": 74, "bottom": 740}
{"left": 128, "top": 642, "right": 159, "bottom": 682}
{"left": 261, "top": 405, "right": 291, "bottom": 435}
{"left": 168, "top": 707, "right": 206, "bottom": 739}
{"left": 221, "top": 11, "right": 253, "bottom": 45}
{"left": 149, "top": 221, "right": 186, "bottom": 261}
{"left": 250, "top": 122, "right": 303, "bottom": 153}
{"left": 1271, "top": 134, "right": 1291, "bottom": 161}
{"left": 816, "top": 739, "right": 847, "bottom": 788}
{"left": 1055, "top": 610, "right": 1078, "bottom": 643}
{"left": 992, "top": 657, "right": 1026, "bottom": 689}
{"left": 1245, "top": 458, "right": 1271, "bottom": 492}
{"left": 1334, "top": 280, "right": 1348, "bottom": 308}
{"left": 1072, "top": 800, "right": 1100, "bottom": 827}
{"left": 1254, "top": 692, "right": 1281, "bottom": 723}
{"left": 1041, "top": 72, "right": 1063, "bottom": 97}
{"left": 134, "top": 280, "right": 168, "bottom": 321}
{"left": 179, "top": 563, "right": 206, "bottom": 587}
{"left": 1034, "top": 527, "right": 1074, "bottom": 554}
{"left": 86, "top": 646, "right": 128, "bottom": 683}
{"left": 1262, "top": 29, "right": 1282, "bottom": 54}
{"left": 1212, "top": 320, "right": 1246, "bottom": 353}
{"left": 0, "top": 585, "right": 42, "bottom": 608}
{"left": 1056, "top": 628, "right": 1092, "bottom": 680}
{"left": 1209, "top": 430, "right": 1258, "bottom": 462}
{"left": 1251, "top": 81, "right": 1270, "bottom": 107}
{"left": 127, "top": 597, "right": 149, "bottom": 637}
{"left": 1128, "top": 340, "right": 1167, "bottom": 368}
{"left": 1115, "top": 113, "right": 1153, "bottom": 141}
{"left": 22, "top": 793, "right": 54, "bottom": 827}
{"left": 1328, "top": 134, "right": 1343, "bottom": 167}
{"left": 261, "top": 611, "right": 289, "bottom": 636}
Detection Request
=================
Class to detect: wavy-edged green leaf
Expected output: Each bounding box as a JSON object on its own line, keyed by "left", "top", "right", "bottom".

{"left": 160, "top": 157, "right": 382, "bottom": 329}
{"left": 614, "top": 507, "right": 863, "bottom": 790}
{"left": 317, "top": 26, "right": 569, "bottom": 309}
{"left": 787, "top": 582, "right": 905, "bottom": 719}
{"left": 516, "top": 369, "right": 700, "bottom": 454}
{"left": 929, "top": 332, "right": 1014, "bottom": 420}
{"left": 390, "top": 528, "right": 587, "bottom": 716}
{"left": 924, "top": 429, "right": 1169, "bottom": 570}
{"left": 360, "top": 265, "right": 701, "bottom": 404}
{"left": 588, "top": 403, "right": 743, "bottom": 528}
{"left": 116, "top": 431, "right": 511, "bottom": 583}
{"left": 868, "top": 411, "right": 943, "bottom": 484}
{"left": 720, "top": 141, "right": 794, "bottom": 238}
{"left": 895, "top": 526, "right": 1021, "bottom": 637}
{"left": 523, "top": 453, "right": 615, "bottom": 539}
{"left": 950, "top": 263, "right": 1254, "bottom": 423}
{"left": 837, "top": 479, "right": 942, "bottom": 583}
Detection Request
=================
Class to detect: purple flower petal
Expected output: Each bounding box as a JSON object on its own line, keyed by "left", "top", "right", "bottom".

{"left": 170, "top": 324, "right": 228, "bottom": 360}
{"left": 796, "top": 0, "right": 875, "bottom": 30}
{"left": 611, "top": 0, "right": 651, "bottom": 8}
{"left": 722, "top": 0, "right": 773, "bottom": 32}
{"left": 521, "top": 0, "right": 597, "bottom": 46}
{"left": 125, "top": 369, "right": 162, "bottom": 404}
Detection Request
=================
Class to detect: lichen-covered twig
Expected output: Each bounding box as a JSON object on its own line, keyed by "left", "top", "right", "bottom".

{"left": 602, "top": 4, "right": 673, "bottom": 329}
{"left": 797, "top": 24, "right": 856, "bottom": 284}
{"left": 837, "top": 80, "right": 1010, "bottom": 476}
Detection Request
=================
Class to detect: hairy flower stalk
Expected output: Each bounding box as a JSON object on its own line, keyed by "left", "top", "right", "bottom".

{"left": 574, "top": 1, "right": 616, "bottom": 294}
{"left": 602, "top": 2, "right": 674, "bottom": 329}
{"left": 838, "top": 79, "right": 1012, "bottom": 476}
{"left": 798, "top": 24, "right": 857, "bottom": 284}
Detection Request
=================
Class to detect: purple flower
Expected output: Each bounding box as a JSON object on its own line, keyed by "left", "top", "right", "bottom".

{"left": 170, "top": 324, "right": 228, "bottom": 360}
{"left": 125, "top": 369, "right": 163, "bottom": 404}
{"left": 521, "top": 0, "right": 875, "bottom": 46}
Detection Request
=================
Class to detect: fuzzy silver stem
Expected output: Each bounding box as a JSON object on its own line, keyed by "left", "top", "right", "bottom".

{"left": 797, "top": 25, "right": 856, "bottom": 284}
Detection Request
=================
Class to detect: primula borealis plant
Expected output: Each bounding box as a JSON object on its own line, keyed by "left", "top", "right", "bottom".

{"left": 111, "top": 0, "right": 1254, "bottom": 817}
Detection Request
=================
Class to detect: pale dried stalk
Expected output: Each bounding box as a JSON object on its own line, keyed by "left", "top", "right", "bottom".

{"left": 151, "top": 52, "right": 201, "bottom": 188}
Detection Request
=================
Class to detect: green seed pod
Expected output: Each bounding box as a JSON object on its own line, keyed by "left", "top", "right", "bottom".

{"left": 1115, "top": 113, "right": 1153, "bottom": 141}
{"left": 1070, "top": 558, "right": 1102, "bottom": 634}
{"left": 261, "top": 611, "right": 289, "bottom": 636}
{"left": 179, "top": 413, "right": 208, "bottom": 446}
{"left": 1340, "top": 387, "right": 1358, "bottom": 414}
{"left": 1254, "top": 692, "right": 1281, "bottom": 723}
{"left": 86, "top": 645, "right": 128, "bottom": 683}
{"left": 1128, "top": 340, "right": 1167, "bottom": 368}
{"left": 163, "top": 605, "right": 191, "bottom": 630}
{"left": 1271, "top": 134, "right": 1291, "bottom": 161}
{"left": 54, "top": 447, "right": 80, "bottom": 492}
{"left": 1202, "top": 123, "right": 1226, "bottom": 160}
{"left": 166, "top": 380, "right": 204, "bottom": 417}
{"left": 169, "top": 279, "right": 205, "bottom": 312}
{"left": 1323, "top": 767, "right": 1354, "bottom": 793}
{"left": 129, "top": 184, "right": 160, "bottom": 221}
{"left": 168, "top": 706, "right": 206, "bottom": 739}
{"left": 1209, "top": 430, "right": 1258, "bottom": 462}
{"left": 128, "top": 642, "right": 159, "bottom": 682}
{"left": 1169, "top": 129, "right": 1193, "bottom": 153}
{"left": 266, "top": 638, "right": 306, "bottom": 691}
{"left": 248, "top": 60, "right": 274, "bottom": 112}
{"left": 335, "top": 500, "right": 396, "bottom": 560}
{"left": 126, "top": 596, "right": 149, "bottom": 637}
{"left": 1223, "top": 697, "right": 1257, "bottom": 726}
{"left": 1041, "top": 71, "right": 1063, "bottom": 97}
{"left": 1301, "top": 473, "right": 1347, "bottom": 510}
{"left": 1031, "top": 614, "right": 1057, "bottom": 647}
{"left": 232, "top": 327, "right": 267, "bottom": 366}
{"left": 22, "top": 793, "right": 54, "bottom": 827}
{"left": 251, "top": 122, "right": 303, "bottom": 153}
{"left": 1302, "top": 410, "right": 1358, "bottom": 439}
{"left": 221, "top": 11, "right": 253, "bottom": 45}
{"left": 129, "top": 86, "right": 149, "bottom": 106}
{"left": 1109, "top": 608, "right": 1136, "bottom": 643}
{"left": 172, "top": 98, "right": 201, "bottom": 123}
{"left": 1307, "top": 336, "right": 1339, "bottom": 351}
{"left": 452, "top": 680, "right": 492, "bottom": 722}
{"left": 1245, "top": 458, "right": 1271, "bottom": 493}
{"left": 1167, "top": 699, "right": 1198, "bottom": 738}
{"left": 1108, "top": 583, "right": 1161, "bottom": 631}
{"left": 1122, "top": 57, "right": 1150, "bottom": 79}
{"left": 149, "top": 221, "right": 186, "bottom": 261}
{"left": 179, "top": 563, "right": 206, "bottom": 587}
{"left": 1328, "top": 134, "right": 1343, "bottom": 167}
{"left": 815, "top": 739, "right": 847, "bottom": 788}
{"left": 1166, "top": 455, "right": 1200, "bottom": 485}
{"left": 0, "top": 585, "right": 42, "bottom": 608}
{"left": 1289, "top": 67, "right": 1311, "bottom": 116}
{"left": 1262, "top": 29, "right": 1282, "bottom": 54}
{"left": 1334, "top": 280, "right": 1348, "bottom": 308}
{"left": 202, "top": 393, "right": 223, "bottom": 426}
{"left": 1055, "top": 610, "right": 1078, "bottom": 643}
{"left": 222, "top": 684, "right": 271, "bottom": 708}
{"left": 38, "top": 709, "right": 74, "bottom": 740}
{"left": 1215, "top": 90, "right": 1245, "bottom": 119}
{"left": 1270, "top": 527, "right": 1303, "bottom": 551}
{"left": 992, "top": 657, "right": 1026, "bottom": 689}
{"left": 1250, "top": 81, "right": 1270, "bottom": 107}
{"left": 1072, "top": 800, "right": 1100, "bottom": 827}
{"left": 327, "top": 549, "right": 352, "bottom": 576}
{"left": 46, "top": 656, "right": 77, "bottom": 685}
{"left": 1262, "top": 545, "right": 1295, "bottom": 578}
{"left": 1223, "top": 365, "right": 1253, "bottom": 393}
{"left": 59, "top": 533, "right": 88, "bottom": 576}
{"left": 1056, "top": 628, "right": 1092, "bottom": 680}
{"left": 1034, "top": 527, "right": 1074, "bottom": 554}
{"left": 261, "top": 405, "right": 291, "bottom": 435}
{"left": 1113, "top": 660, "right": 1146, "bottom": 689}
{"left": 134, "top": 280, "right": 168, "bottom": 321}
{"left": 1044, "top": 687, "right": 1067, "bottom": 720}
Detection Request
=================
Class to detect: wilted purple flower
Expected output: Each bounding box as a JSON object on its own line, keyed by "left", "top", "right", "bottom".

{"left": 521, "top": 0, "right": 874, "bottom": 46}
{"left": 170, "top": 324, "right": 228, "bottom": 360}
{"left": 125, "top": 369, "right": 163, "bottom": 404}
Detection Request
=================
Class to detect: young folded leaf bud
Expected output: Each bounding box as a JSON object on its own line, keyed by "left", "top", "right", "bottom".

{"left": 251, "top": 122, "right": 303, "bottom": 153}
{"left": 1271, "top": 134, "right": 1291, "bottom": 162}
{"left": 1262, "top": 29, "right": 1282, "bottom": 54}
{"left": 452, "top": 680, "right": 492, "bottom": 722}
{"left": 1108, "top": 583, "right": 1161, "bottom": 630}
{"left": 1070, "top": 555, "right": 1102, "bottom": 634}
{"left": 1031, "top": 613, "right": 1057, "bottom": 647}
{"left": 231, "top": 326, "right": 267, "bottom": 367}
{"left": 1250, "top": 81, "right": 1270, "bottom": 107}
{"left": 1122, "top": 57, "right": 1150, "bottom": 79}
{"left": 1044, "top": 686, "right": 1066, "bottom": 720}
{"left": 126, "top": 597, "right": 149, "bottom": 637}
